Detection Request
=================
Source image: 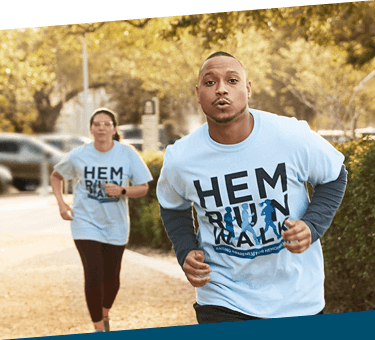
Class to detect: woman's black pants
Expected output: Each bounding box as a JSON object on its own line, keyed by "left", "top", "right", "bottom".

{"left": 74, "top": 240, "right": 126, "bottom": 323}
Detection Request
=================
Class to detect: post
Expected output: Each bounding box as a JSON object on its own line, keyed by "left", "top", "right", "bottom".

{"left": 39, "top": 152, "right": 50, "bottom": 196}
{"left": 142, "top": 97, "right": 160, "bottom": 151}
{"left": 82, "top": 36, "right": 90, "bottom": 137}
{"left": 348, "top": 71, "right": 375, "bottom": 139}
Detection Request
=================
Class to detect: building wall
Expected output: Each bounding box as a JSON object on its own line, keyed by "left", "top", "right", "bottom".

{"left": 55, "top": 87, "right": 117, "bottom": 137}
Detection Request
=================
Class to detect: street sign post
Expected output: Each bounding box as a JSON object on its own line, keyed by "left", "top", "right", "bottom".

{"left": 142, "top": 97, "right": 159, "bottom": 151}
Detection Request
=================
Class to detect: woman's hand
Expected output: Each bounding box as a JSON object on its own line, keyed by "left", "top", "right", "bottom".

{"left": 59, "top": 202, "right": 74, "bottom": 221}
{"left": 104, "top": 183, "right": 123, "bottom": 196}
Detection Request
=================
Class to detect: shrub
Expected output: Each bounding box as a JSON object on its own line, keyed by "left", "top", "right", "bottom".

{"left": 322, "top": 137, "right": 375, "bottom": 313}
{"left": 128, "top": 150, "right": 172, "bottom": 250}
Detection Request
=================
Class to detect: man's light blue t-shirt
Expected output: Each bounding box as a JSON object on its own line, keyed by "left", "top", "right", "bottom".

{"left": 55, "top": 141, "right": 153, "bottom": 245}
{"left": 157, "top": 109, "right": 344, "bottom": 318}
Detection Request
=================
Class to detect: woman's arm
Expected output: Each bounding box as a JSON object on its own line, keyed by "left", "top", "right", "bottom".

{"left": 104, "top": 182, "right": 149, "bottom": 198}
{"left": 50, "top": 170, "right": 74, "bottom": 220}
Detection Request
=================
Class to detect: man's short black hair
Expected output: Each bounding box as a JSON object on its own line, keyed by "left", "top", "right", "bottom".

{"left": 206, "top": 51, "right": 236, "bottom": 60}
{"left": 199, "top": 51, "right": 244, "bottom": 78}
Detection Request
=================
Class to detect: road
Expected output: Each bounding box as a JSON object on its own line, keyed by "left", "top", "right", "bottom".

{"left": 0, "top": 191, "right": 185, "bottom": 279}
{"left": 0, "top": 193, "right": 71, "bottom": 236}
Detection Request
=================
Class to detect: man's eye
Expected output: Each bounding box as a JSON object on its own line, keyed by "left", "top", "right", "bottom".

{"left": 229, "top": 78, "right": 239, "bottom": 83}
{"left": 205, "top": 81, "right": 215, "bottom": 86}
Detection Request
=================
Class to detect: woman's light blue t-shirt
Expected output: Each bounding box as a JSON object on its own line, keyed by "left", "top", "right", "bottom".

{"left": 55, "top": 141, "right": 153, "bottom": 245}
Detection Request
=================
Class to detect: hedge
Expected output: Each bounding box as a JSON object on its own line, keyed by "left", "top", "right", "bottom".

{"left": 128, "top": 150, "right": 172, "bottom": 250}
{"left": 322, "top": 137, "right": 375, "bottom": 313}
{"left": 128, "top": 138, "right": 375, "bottom": 312}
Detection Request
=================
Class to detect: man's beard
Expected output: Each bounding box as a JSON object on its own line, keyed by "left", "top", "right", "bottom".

{"left": 205, "top": 104, "right": 248, "bottom": 124}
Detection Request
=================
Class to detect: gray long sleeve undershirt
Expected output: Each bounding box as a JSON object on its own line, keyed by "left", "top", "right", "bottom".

{"left": 159, "top": 164, "right": 347, "bottom": 267}
{"left": 301, "top": 164, "right": 347, "bottom": 242}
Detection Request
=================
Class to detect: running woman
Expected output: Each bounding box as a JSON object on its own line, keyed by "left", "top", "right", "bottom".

{"left": 51, "top": 108, "right": 153, "bottom": 332}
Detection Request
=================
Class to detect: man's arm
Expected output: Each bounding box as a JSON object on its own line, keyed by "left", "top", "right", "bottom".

{"left": 159, "top": 205, "right": 212, "bottom": 287}
{"left": 302, "top": 163, "right": 347, "bottom": 242}
{"left": 282, "top": 164, "right": 347, "bottom": 253}
{"left": 159, "top": 205, "right": 199, "bottom": 267}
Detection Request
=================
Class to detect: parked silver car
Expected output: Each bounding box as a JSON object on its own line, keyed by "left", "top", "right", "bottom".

{"left": 0, "top": 133, "right": 65, "bottom": 191}
{"left": 38, "top": 134, "right": 92, "bottom": 152}
{"left": 0, "top": 164, "right": 12, "bottom": 194}
{"left": 118, "top": 124, "right": 168, "bottom": 151}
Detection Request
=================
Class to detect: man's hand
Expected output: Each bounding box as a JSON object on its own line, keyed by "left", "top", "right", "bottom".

{"left": 282, "top": 219, "right": 312, "bottom": 253}
{"left": 183, "top": 250, "right": 212, "bottom": 287}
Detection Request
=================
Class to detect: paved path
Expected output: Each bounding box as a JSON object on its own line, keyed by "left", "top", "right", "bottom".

{"left": 0, "top": 192, "right": 196, "bottom": 339}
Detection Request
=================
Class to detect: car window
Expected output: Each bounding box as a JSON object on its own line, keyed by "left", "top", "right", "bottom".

{"left": 23, "top": 142, "right": 43, "bottom": 154}
{"left": 0, "top": 141, "right": 20, "bottom": 153}
{"left": 46, "top": 140, "right": 64, "bottom": 150}
{"left": 123, "top": 129, "right": 142, "bottom": 139}
{"left": 33, "top": 137, "right": 65, "bottom": 156}
{"left": 69, "top": 138, "right": 86, "bottom": 147}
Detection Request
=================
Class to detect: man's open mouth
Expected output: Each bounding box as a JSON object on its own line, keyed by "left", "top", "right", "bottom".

{"left": 214, "top": 99, "right": 231, "bottom": 106}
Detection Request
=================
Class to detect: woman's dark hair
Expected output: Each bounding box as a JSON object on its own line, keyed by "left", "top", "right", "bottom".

{"left": 90, "top": 107, "right": 121, "bottom": 141}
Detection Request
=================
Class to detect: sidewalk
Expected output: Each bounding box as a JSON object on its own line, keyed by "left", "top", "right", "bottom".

{"left": 0, "top": 192, "right": 196, "bottom": 339}
{"left": 125, "top": 250, "right": 186, "bottom": 281}
{"left": 0, "top": 192, "right": 186, "bottom": 280}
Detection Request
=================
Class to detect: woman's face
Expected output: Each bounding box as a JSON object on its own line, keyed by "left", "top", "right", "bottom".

{"left": 90, "top": 113, "right": 116, "bottom": 142}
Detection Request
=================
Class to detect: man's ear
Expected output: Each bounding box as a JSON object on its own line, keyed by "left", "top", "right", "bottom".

{"left": 196, "top": 85, "right": 201, "bottom": 103}
{"left": 247, "top": 81, "right": 252, "bottom": 99}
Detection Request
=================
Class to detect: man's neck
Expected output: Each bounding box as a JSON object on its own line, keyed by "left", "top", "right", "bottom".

{"left": 208, "top": 112, "right": 254, "bottom": 145}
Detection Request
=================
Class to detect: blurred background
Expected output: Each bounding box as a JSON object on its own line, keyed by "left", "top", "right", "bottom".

{"left": 1, "top": 3, "right": 375, "bottom": 331}
{"left": 1, "top": 2, "right": 375, "bottom": 192}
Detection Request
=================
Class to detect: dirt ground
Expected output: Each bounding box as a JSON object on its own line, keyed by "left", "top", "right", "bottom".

{"left": 0, "top": 234, "right": 198, "bottom": 339}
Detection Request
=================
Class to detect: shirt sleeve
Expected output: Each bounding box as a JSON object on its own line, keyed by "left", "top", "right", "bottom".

{"left": 156, "top": 147, "right": 192, "bottom": 210}
{"left": 128, "top": 148, "right": 153, "bottom": 185}
{"left": 291, "top": 122, "right": 346, "bottom": 241}
{"left": 54, "top": 152, "right": 77, "bottom": 180}
{"left": 157, "top": 146, "right": 199, "bottom": 266}
{"left": 302, "top": 164, "right": 347, "bottom": 243}
{"left": 159, "top": 205, "right": 200, "bottom": 267}
{"left": 304, "top": 128, "right": 345, "bottom": 187}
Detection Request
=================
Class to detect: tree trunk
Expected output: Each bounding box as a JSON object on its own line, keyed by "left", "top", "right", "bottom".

{"left": 31, "top": 90, "right": 63, "bottom": 133}
{"left": 31, "top": 82, "right": 107, "bottom": 133}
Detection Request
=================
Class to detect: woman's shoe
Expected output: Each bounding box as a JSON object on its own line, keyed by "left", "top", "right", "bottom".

{"left": 103, "top": 316, "right": 110, "bottom": 332}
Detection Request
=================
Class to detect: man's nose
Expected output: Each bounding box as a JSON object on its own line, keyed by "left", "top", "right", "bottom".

{"left": 216, "top": 80, "right": 228, "bottom": 95}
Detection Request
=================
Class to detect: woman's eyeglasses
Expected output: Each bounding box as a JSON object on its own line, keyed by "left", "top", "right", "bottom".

{"left": 92, "top": 121, "right": 114, "bottom": 127}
